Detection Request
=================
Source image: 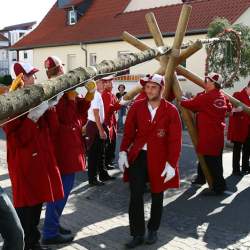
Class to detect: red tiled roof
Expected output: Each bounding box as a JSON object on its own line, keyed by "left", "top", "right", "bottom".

{"left": 12, "top": 0, "right": 250, "bottom": 50}
{"left": 0, "top": 34, "right": 9, "bottom": 42}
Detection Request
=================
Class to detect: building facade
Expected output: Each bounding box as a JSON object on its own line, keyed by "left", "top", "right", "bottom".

{"left": 11, "top": 0, "right": 250, "bottom": 94}
{"left": 0, "top": 22, "right": 36, "bottom": 75}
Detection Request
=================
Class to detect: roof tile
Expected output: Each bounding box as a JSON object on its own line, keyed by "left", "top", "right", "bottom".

{"left": 12, "top": 0, "right": 250, "bottom": 50}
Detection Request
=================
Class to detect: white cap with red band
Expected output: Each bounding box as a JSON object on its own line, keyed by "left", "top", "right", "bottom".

{"left": 140, "top": 74, "right": 164, "bottom": 87}
{"left": 13, "top": 62, "right": 39, "bottom": 77}
{"left": 44, "top": 56, "right": 64, "bottom": 71}
{"left": 206, "top": 72, "right": 223, "bottom": 87}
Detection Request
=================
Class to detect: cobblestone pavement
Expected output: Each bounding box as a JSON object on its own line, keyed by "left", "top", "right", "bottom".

{"left": 0, "top": 131, "right": 250, "bottom": 250}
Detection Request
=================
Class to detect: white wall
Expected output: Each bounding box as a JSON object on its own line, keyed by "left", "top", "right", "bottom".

{"left": 31, "top": 31, "right": 250, "bottom": 95}
{"left": 124, "top": 0, "right": 182, "bottom": 12}
{"left": 235, "top": 7, "right": 250, "bottom": 26}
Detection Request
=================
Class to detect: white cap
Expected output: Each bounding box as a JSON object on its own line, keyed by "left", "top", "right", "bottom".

{"left": 140, "top": 74, "right": 164, "bottom": 87}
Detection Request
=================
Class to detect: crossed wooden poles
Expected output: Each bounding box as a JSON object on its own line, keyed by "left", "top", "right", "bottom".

{"left": 121, "top": 4, "right": 250, "bottom": 188}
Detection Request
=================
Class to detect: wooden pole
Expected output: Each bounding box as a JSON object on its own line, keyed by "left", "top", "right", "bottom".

{"left": 176, "top": 66, "right": 250, "bottom": 115}
{"left": 145, "top": 12, "right": 165, "bottom": 47}
{"left": 0, "top": 46, "right": 170, "bottom": 121}
{"left": 172, "top": 75, "right": 213, "bottom": 186}
{"left": 122, "top": 33, "right": 250, "bottom": 115}
{"left": 124, "top": 19, "right": 213, "bottom": 187}
{"left": 163, "top": 4, "right": 192, "bottom": 99}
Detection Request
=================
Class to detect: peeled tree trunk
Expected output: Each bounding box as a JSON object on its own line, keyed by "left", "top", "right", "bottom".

{"left": 0, "top": 46, "right": 170, "bottom": 122}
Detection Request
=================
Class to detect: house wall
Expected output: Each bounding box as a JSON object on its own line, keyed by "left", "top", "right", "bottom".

{"left": 235, "top": 7, "right": 250, "bottom": 26}
{"left": 4, "top": 30, "right": 34, "bottom": 74}
{"left": 33, "top": 33, "right": 208, "bottom": 94}
{"left": 31, "top": 3, "right": 250, "bottom": 95}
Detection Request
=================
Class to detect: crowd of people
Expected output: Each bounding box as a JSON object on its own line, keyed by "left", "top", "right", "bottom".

{"left": 0, "top": 58, "right": 249, "bottom": 250}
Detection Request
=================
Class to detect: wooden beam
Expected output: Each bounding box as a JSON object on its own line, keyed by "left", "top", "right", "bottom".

{"left": 0, "top": 46, "right": 170, "bottom": 121}
{"left": 172, "top": 75, "right": 213, "bottom": 187}
{"left": 163, "top": 4, "right": 192, "bottom": 99}
{"left": 177, "top": 66, "right": 250, "bottom": 115}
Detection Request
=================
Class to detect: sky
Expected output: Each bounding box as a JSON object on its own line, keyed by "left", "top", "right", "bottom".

{"left": 0, "top": 0, "right": 56, "bottom": 29}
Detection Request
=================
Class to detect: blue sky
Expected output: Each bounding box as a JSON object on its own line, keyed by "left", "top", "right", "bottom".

{"left": 0, "top": 0, "right": 56, "bottom": 29}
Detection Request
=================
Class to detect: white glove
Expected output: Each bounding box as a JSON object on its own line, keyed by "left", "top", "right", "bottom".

{"left": 119, "top": 96, "right": 131, "bottom": 106}
{"left": 27, "top": 101, "right": 49, "bottom": 123}
{"left": 118, "top": 151, "right": 129, "bottom": 172}
{"left": 161, "top": 162, "right": 175, "bottom": 183}
{"left": 48, "top": 92, "right": 64, "bottom": 107}
{"left": 232, "top": 106, "right": 243, "bottom": 113}
{"left": 181, "top": 96, "right": 188, "bottom": 101}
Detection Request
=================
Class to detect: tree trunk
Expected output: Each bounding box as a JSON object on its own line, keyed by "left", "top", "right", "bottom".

{"left": 0, "top": 46, "right": 168, "bottom": 121}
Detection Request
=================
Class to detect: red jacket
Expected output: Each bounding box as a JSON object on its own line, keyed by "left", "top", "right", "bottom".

{"left": 120, "top": 99, "right": 182, "bottom": 193}
{"left": 102, "top": 89, "right": 120, "bottom": 140}
{"left": 181, "top": 89, "right": 232, "bottom": 156}
{"left": 53, "top": 94, "right": 90, "bottom": 175}
{"left": 3, "top": 110, "right": 64, "bottom": 208}
{"left": 227, "top": 88, "right": 250, "bottom": 143}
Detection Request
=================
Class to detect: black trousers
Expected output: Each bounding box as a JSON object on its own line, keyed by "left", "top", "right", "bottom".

{"left": 87, "top": 134, "right": 108, "bottom": 182}
{"left": 104, "top": 127, "right": 116, "bottom": 166}
{"left": 233, "top": 138, "right": 250, "bottom": 172}
{"left": 195, "top": 162, "right": 206, "bottom": 183}
{"left": 204, "top": 153, "right": 226, "bottom": 193}
{"left": 16, "top": 203, "right": 43, "bottom": 249}
{"left": 128, "top": 151, "right": 163, "bottom": 236}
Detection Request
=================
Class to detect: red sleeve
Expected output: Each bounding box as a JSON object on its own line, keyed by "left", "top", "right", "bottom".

{"left": 180, "top": 94, "right": 207, "bottom": 112}
{"left": 166, "top": 107, "right": 182, "bottom": 168}
{"left": 120, "top": 103, "right": 137, "bottom": 152}
{"left": 45, "top": 107, "right": 60, "bottom": 140}
{"left": 3, "top": 117, "right": 37, "bottom": 147}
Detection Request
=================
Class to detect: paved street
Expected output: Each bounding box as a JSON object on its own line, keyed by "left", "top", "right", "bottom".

{"left": 0, "top": 130, "right": 250, "bottom": 250}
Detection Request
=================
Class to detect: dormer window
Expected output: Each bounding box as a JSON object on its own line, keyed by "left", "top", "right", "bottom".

{"left": 68, "top": 9, "right": 77, "bottom": 25}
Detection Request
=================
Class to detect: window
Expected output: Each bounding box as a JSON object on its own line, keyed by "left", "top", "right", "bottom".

{"left": 12, "top": 51, "right": 17, "bottom": 61}
{"left": 68, "top": 9, "right": 77, "bottom": 25}
{"left": 89, "top": 53, "right": 97, "bottom": 66}
{"left": 19, "top": 32, "right": 25, "bottom": 38}
{"left": 23, "top": 51, "right": 28, "bottom": 59}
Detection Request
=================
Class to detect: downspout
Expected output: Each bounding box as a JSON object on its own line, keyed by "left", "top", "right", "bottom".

{"left": 80, "top": 42, "right": 87, "bottom": 67}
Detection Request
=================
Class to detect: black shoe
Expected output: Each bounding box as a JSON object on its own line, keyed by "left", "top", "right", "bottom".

{"left": 106, "top": 165, "right": 115, "bottom": 170}
{"left": 59, "top": 225, "right": 72, "bottom": 235}
{"left": 145, "top": 230, "right": 158, "bottom": 245}
{"left": 191, "top": 179, "right": 206, "bottom": 186}
{"left": 201, "top": 188, "right": 225, "bottom": 196}
{"left": 125, "top": 236, "right": 144, "bottom": 249}
{"left": 89, "top": 180, "right": 105, "bottom": 186}
{"left": 31, "top": 243, "right": 52, "bottom": 250}
{"left": 232, "top": 171, "right": 243, "bottom": 176}
{"left": 99, "top": 174, "right": 116, "bottom": 182}
{"left": 42, "top": 234, "right": 74, "bottom": 245}
{"left": 242, "top": 169, "right": 250, "bottom": 175}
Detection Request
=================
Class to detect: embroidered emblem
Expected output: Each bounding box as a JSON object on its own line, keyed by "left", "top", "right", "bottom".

{"left": 213, "top": 98, "right": 225, "bottom": 109}
{"left": 157, "top": 129, "right": 166, "bottom": 138}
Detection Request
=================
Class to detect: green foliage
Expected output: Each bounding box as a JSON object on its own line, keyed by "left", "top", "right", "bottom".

{"left": 0, "top": 74, "right": 12, "bottom": 86}
{"left": 207, "top": 18, "right": 231, "bottom": 38}
{"left": 207, "top": 17, "right": 250, "bottom": 86}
